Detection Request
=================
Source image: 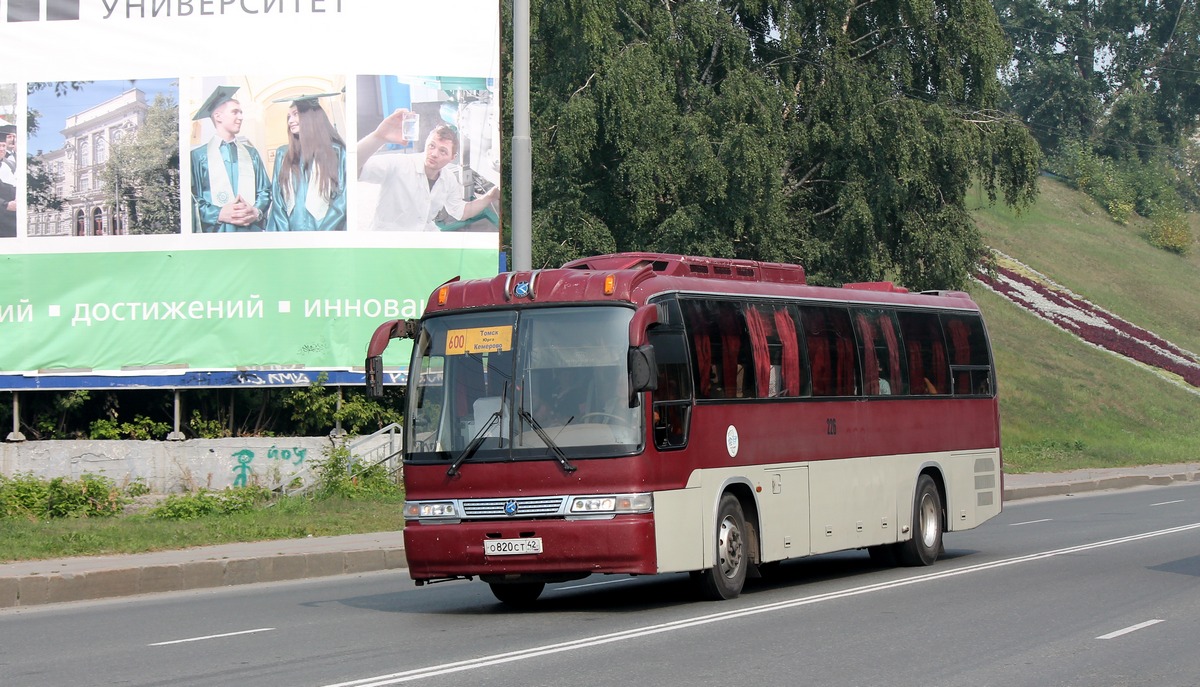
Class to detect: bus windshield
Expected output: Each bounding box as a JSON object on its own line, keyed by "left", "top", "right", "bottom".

{"left": 406, "top": 306, "right": 643, "bottom": 464}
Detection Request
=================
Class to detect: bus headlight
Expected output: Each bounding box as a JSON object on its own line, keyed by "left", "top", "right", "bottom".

{"left": 569, "top": 493, "right": 653, "bottom": 514}
{"left": 404, "top": 501, "right": 459, "bottom": 520}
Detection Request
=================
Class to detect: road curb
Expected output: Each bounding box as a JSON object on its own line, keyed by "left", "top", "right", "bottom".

{"left": 0, "top": 547, "right": 407, "bottom": 609}
{"left": 1004, "top": 471, "right": 1200, "bottom": 501}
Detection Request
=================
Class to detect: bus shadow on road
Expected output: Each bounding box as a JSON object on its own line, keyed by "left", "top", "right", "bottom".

{"left": 326, "top": 547, "right": 982, "bottom": 615}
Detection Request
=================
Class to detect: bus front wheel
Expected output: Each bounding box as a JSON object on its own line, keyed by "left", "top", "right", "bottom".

{"left": 896, "top": 474, "right": 943, "bottom": 567}
{"left": 697, "top": 493, "right": 748, "bottom": 600}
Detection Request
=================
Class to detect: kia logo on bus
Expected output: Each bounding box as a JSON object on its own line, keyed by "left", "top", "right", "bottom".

{"left": 504, "top": 499, "right": 518, "bottom": 516}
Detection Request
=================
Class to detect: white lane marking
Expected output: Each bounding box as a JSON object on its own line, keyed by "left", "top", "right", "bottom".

{"left": 555, "top": 578, "right": 635, "bottom": 592}
{"left": 1150, "top": 500, "right": 1185, "bottom": 507}
{"left": 322, "top": 522, "right": 1200, "bottom": 687}
{"left": 149, "top": 628, "right": 275, "bottom": 647}
{"left": 1009, "top": 518, "right": 1052, "bottom": 526}
{"left": 1097, "top": 619, "right": 1165, "bottom": 640}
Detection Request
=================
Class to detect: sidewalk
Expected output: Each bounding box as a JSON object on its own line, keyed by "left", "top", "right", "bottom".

{"left": 0, "top": 531, "right": 406, "bottom": 610}
{"left": 3, "top": 464, "right": 1198, "bottom": 610}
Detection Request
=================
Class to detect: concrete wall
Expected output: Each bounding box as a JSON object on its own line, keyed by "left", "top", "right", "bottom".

{"left": 0, "top": 438, "right": 333, "bottom": 493}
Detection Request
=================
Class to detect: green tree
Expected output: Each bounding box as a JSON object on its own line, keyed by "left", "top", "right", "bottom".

{"left": 25, "top": 82, "right": 90, "bottom": 213}
{"left": 101, "top": 93, "right": 180, "bottom": 234}
{"left": 510, "top": 0, "right": 1040, "bottom": 290}
{"left": 995, "top": 0, "right": 1200, "bottom": 169}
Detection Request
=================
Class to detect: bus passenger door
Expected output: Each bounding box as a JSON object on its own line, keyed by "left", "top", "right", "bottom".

{"left": 759, "top": 466, "right": 811, "bottom": 562}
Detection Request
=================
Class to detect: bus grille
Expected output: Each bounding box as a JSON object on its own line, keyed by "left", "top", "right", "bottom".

{"left": 460, "top": 496, "right": 568, "bottom": 519}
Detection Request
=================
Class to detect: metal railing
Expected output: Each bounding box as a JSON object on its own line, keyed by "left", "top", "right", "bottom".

{"left": 282, "top": 423, "right": 404, "bottom": 496}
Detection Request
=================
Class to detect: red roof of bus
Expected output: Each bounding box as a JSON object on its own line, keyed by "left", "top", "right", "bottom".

{"left": 422, "top": 253, "right": 978, "bottom": 315}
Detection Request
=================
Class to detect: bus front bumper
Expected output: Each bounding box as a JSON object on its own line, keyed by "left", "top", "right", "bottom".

{"left": 402, "top": 515, "right": 658, "bottom": 580}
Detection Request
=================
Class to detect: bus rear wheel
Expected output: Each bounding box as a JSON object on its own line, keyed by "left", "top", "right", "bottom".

{"left": 896, "top": 474, "right": 943, "bottom": 567}
{"left": 697, "top": 493, "right": 748, "bottom": 600}
{"left": 489, "top": 581, "right": 545, "bottom": 608}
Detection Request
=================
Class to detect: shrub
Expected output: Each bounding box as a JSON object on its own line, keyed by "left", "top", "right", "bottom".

{"left": 121, "top": 415, "right": 171, "bottom": 440}
{"left": 0, "top": 472, "right": 50, "bottom": 517}
{"left": 89, "top": 418, "right": 121, "bottom": 440}
{"left": 149, "top": 486, "right": 273, "bottom": 520}
{"left": 151, "top": 491, "right": 223, "bottom": 520}
{"left": 124, "top": 478, "right": 151, "bottom": 498}
{"left": 89, "top": 415, "right": 171, "bottom": 440}
{"left": 1147, "top": 211, "right": 1194, "bottom": 255}
{"left": 218, "top": 485, "right": 272, "bottom": 514}
{"left": 44, "top": 474, "right": 124, "bottom": 518}
{"left": 188, "top": 409, "right": 229, "bottom": 439}
{"left": 312, "top": 442, "right": 402, "bottom": 500}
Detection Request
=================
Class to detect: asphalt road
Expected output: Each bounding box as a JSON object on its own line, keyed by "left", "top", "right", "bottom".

{"left": 3, "top": 482, "right": 1199, "bottom": 687}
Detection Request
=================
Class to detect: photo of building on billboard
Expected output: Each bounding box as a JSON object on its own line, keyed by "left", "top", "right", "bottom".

{"left": 185, "top": 75, "right": 348, "bottom": 234}
{"left": 356, "top": 75, "right": 499, "bottom": 234}
{"left": 1, "top": 82, "right": 15, "bottom": 239}
{"left": 27, "top": 79, "right": 180, "bottom": 238}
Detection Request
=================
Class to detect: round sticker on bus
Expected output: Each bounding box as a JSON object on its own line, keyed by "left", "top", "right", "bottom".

{"left": 726, "top": 425, "right": 739, "bottom": 458}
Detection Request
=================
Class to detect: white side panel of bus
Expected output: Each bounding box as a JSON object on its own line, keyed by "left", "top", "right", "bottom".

{"left": 809, "top": 456, "right": 900, "bottom": 555}
{"left": 652, "top": 449, "right": 1001, "bottom": 573}
{"left": 944, "top": 449, "right": 1002, "bottom": 531}
{"left": 758, "top": 466, "right": 810, "bottom": 562}
{"left": 654, "top": 487, "right": 705, "bottom": 573}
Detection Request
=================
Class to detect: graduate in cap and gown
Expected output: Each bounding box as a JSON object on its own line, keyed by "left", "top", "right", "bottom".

{"left": 0, "top": 124, "right": 17, "bottom": 238}
{"left": 266, "top": 93, "right": 347, "bottom": 232}
{"left": 189, "top": 86, "right": 271, "bottom": 233}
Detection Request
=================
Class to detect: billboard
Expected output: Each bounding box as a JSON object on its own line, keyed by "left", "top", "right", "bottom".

{"left": 0, "top": 0, "right": 501, "bottom": 389}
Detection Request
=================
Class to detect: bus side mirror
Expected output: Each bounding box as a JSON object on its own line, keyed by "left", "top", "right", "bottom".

{"left": 629, "top": 344, "right": 658, "bottom": 406}
{"left": 365, "top": 355, "right": 385, "bottom": 398}
{"left": 364, "top": 318, "right": 420, "bottom": 398}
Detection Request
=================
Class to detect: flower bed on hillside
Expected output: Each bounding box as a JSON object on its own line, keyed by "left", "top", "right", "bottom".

{"left": 975, "top": 252, "right": 1200, "bottom": 392}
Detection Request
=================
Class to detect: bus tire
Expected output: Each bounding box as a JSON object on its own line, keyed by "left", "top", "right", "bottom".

{"left": 896, "top": 474, "right": 942, "bottom": 567}
{"left": 489, "top": 581, "right": 545, "bottom": 607}
{"left": 697, "top": 493, "right": 749, "bottom": 600}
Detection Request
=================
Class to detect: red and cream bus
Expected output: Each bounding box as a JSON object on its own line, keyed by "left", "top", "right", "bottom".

{"left": 365, "top": 253, "right": 1001, "bottom": 605}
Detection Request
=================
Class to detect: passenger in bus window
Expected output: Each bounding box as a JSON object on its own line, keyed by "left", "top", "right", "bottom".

{"left": 877, "top": 360, "right": 892, "bottom": 395}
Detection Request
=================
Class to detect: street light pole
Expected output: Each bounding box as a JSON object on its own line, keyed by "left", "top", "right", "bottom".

{"left": 512, "top": 0, "right": 532, "bottom": 272}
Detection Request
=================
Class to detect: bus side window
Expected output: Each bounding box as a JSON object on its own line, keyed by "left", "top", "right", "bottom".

{"left": 649, "top": 329, "right": 692, "bottom": 449}
{"left": 897, "top": 311, "right": 950, "bottom": 395}
{"left": 684, "top": 299, "right": 751, "bottom": 400}
{"left": 799, "top": 305, "right": 859, "bottom": 397}
{"left": 853, "top": 308, "right": 907, "bottom": 396}
{"left": 942, "top": 313, "right": 994, "bottom": 396}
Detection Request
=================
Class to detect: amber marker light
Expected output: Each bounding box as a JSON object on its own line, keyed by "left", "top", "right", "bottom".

{"left": 437, "top": 285, "right": 450, "bottom": 305}
{"left": 603, "top": 274, "right": 616, "bottom": 295}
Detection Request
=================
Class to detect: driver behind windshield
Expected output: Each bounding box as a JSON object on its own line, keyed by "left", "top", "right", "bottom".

{"left": 532, "top": 369, "right": 586, "bottom": 426}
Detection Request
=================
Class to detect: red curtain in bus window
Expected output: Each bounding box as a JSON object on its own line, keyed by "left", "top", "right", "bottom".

{"left": 907, "top": 339, "right": 926, "bottom": 394}
{"left": 879, "top": 314, "right": 902, "bottom": 393}
{"left": 947, "top": 319, "right": 971, "bottom": 393}
{"left": 686, "top": 306, "right": 712, "bottom": 397}
{"left": 931, "top": 326, "right": 948, "bottom": 393}
{"left": 744, "top": 305, "right": 772, "bottom": 398}
{"left": 834, "top": 316, "right": 856, "bottom": 395}
{"left": 773, "top": 307, "right": 802, "bottom": 395}
{"left": 807, "top": 323, "right": 831, "bottom": 395}
{"left": 855, "top": 313, "right": 879, "bottom": 394}
{"left": 719, "top": 306, "right": 742, "bottom": 398}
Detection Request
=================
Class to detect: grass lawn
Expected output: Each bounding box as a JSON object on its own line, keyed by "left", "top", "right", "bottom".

{"left": 0, "top": 496, "right": 405, "bottom": 563}
{"left": 973, "top": 178, "right": 1200, "bottom": 473}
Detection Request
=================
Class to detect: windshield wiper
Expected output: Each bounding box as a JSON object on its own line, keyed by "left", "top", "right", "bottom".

{"left": 447, "top": 382, "right": 508, "bottom": 477}
{"left": 517, "top": 407, "right": 577, "bottom": 473}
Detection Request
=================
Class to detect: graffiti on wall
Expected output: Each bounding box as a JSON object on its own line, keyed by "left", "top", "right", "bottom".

{"left": 230, "top": 446, "right": 309, "bottom": 487}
